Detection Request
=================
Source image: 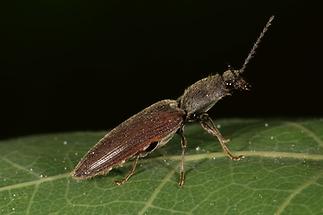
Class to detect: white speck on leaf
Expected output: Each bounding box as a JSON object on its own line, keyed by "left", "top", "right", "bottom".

{"left": 163, "top": 159, "right": 170, "bottom": 166}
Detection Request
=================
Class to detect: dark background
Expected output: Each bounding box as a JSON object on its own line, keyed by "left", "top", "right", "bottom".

{"left": 1, "top": 0, "right": 322, "bottom": 139}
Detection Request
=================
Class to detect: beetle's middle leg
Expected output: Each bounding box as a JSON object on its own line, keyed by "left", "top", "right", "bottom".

{"left": 199, "top": 113, "right": 244, "bottom": 161}
{"left": 177, "top": 126, "right": 187, "bottom": 187}
{"left": 114, "top": 154, "right": 140, "bottom": 185}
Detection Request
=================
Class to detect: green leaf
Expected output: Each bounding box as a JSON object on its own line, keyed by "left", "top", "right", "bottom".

{"left": 1, "top": 119, "right": 323, "bottom": 215}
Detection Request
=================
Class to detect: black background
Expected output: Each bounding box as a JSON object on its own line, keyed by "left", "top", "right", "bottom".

{"left": 1, "top": 0, "right": 322, "bottom": 139}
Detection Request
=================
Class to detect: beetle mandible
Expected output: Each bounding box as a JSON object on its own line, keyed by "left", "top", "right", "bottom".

{"left": 72, "top": 16, "right": 274, "bottom": 187}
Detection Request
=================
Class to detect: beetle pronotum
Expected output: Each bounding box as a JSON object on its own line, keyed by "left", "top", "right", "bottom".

{"left": 72, "top": 16, "right": 274, "bottom": 187}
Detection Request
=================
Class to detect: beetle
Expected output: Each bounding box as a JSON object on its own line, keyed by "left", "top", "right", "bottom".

{"left": 72, "top": 16, "right": 274, "bottom": 187}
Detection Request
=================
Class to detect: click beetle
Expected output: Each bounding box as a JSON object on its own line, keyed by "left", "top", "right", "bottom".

{"left": 72, "top": 16, "right": 274, "bottom": 187}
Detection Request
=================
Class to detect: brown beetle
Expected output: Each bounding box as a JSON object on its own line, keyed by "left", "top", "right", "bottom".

{"left": 72, "top": 16, "right": 274, "bottom": 187}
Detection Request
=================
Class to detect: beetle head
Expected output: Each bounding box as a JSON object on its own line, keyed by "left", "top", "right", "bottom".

{"left": 222, "top": 69, "right": 251, "bottom": 91}
{"left": 179, "top": 14, "right": 275, "bottom": 120}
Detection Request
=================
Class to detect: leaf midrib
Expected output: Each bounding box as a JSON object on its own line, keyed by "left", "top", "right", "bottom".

{"left": 1, "top": 150, "right": 323, "bottom": 192}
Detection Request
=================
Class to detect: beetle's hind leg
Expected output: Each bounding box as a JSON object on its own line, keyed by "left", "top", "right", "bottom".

{"left": 114, "top": 155, "right": 140, "bottom": 185}
{"left": 199, "top": 113, "right": 244, "bottom": 161}
{"left": 177, "top": 127, "right": 187, "bottom": 187}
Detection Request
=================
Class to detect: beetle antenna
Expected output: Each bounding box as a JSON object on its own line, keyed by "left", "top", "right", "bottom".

{"left": 239, "top": 15, "right": 275, "bottom": 74}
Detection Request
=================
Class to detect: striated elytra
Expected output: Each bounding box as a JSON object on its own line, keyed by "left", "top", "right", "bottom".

{"left": 72, "top": 16, "right": 274, "bottom": 187}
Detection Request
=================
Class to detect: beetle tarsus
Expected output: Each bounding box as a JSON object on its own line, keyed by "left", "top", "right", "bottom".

{"left": 114, "top": 155, "right": 140, "bottom": 186}
{"left": 199, "top": 113, "right": 244, "bottom": 161}
{"left": 114, "top": 179, "right": 124, "bottom": 186}
{"left": 178, "top": 171, "right": 185, "bottom": 187}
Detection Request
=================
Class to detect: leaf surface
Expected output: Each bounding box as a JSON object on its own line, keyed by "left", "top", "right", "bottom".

{"left": 1, "top": 119, "right": 323, "bottom": 214}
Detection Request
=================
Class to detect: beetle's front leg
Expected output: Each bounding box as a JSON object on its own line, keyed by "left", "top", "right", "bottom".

{"left": 199, "top": 113, "right": 244, "bottom": 161}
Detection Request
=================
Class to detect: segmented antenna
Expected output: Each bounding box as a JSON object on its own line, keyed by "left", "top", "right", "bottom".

{"left": 239, "top": 15, "right": 275, "bottom": 74}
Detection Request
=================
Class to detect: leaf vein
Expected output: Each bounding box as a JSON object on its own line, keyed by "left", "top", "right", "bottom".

{"left": 26, "top": 184, "right": 39, "bottom": 215}
{"left": 275, "top": 171, "right": 323, "bottom": 215}
{"left": 138, "top": 169, "right": 176, "bottom": 215}
{"left": 287, "top": 122, "right": 323, "bottom": 148}
{"left": 149, "top": 204, "right": 190, "bottom": 214}
{"left": 0, "top": 173, "right": 69, "bottom": 192}
{"left": 2, "top": 158, "right": 40, "bottom": 178}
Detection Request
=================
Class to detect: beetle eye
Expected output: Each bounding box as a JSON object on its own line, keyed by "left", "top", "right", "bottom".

{"left": 244, "top": 83, "right": 251, "bottom": 91}
{"left": 225, "top": 81, "right": 235, "bottom": 90}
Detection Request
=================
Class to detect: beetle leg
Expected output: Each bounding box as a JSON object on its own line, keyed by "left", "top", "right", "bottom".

{"left": 177, "top": 127, "right": 187, "bottom": 187}
{"left": 199, "top": 113, "right": 244, "bottom": 161}
{"left": 114, "top": 155, "right": 140, "bottom": 185}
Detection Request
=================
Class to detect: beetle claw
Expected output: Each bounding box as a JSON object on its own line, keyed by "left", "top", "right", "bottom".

{"left": 114, "top": 179, "right": 125, "bottom": 186}
{"left": 231, "top": 155, "right": 245, "bottom": 161}
{"left": 178, "top": 172, "right": 185, "bottom": 187}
